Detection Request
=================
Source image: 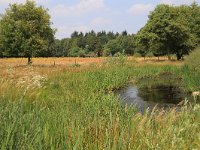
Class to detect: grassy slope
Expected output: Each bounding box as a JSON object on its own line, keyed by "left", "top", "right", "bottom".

{"left": 0, "top": 60, "right": 200, "bottom": 149}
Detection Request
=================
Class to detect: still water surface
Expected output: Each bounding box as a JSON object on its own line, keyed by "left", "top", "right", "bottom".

{"left": 116, "top": 85, "right": 191, "bottom": 113}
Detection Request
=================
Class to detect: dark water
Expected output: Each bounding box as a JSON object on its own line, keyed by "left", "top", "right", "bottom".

{"left": 116, "top": 85, "right": 191, "bottom": 113}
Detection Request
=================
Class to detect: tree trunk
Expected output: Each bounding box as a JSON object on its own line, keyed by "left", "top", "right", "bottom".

{"left": 167, "top": 47, "right": 171, "bottom": 60}
{"left": 28, "top": 57, "right": 32, "bottom": 65}
{"left": 176, "top": 53, "right": 182, "bottom": 60}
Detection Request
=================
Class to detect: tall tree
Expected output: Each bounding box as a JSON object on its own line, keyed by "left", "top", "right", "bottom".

{"left": 187, "top": 2, "right": 200, "bottom": 44}
{"left": 121, "top": 30, "right": 128, "bottom": 36}
{"left": 135, "top": 4, "right": 197, "bottom": 60}
{"left": 0, "top": 0, "right": 55, "bottom": 64}
{"left": 71, "top": 31, "right": 79, "bottom": 38}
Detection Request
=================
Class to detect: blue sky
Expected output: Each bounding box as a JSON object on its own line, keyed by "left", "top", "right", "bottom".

{"left": 0, "top": 0, "right": 199, "bottom": 39}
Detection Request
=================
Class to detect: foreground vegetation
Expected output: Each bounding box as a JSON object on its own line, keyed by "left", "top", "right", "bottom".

{"left": 0, "top": 54, "right": 200, "bottom": 149}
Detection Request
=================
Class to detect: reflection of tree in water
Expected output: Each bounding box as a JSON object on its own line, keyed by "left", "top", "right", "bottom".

{"left": 138, "top": 85, "right": 184, "bottom": 104}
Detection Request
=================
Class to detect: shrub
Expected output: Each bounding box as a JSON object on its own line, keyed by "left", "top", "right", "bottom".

{"left": 68, "top": 47, "right": 84, "bottom": 57}
{"left": 102, "top": 48, "right": 111, "bottom": 57}
{"left": 78, "top": 49, "right": 86, "bottom": 57}
{"left": 134, "top": 53, "right": 142, "bottom": 57}
{"left": 105, "top": 52, "right": 127, "bottom": 66}
{"left": 185, "top": 48, "right": 200, "bottom": 71}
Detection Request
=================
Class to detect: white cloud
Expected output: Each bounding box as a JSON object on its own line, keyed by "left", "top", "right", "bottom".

{"left": 127, "top": 4, "right": 154, "bottom": 15}
{"left": 51, "top": 0, "right": 105, "bottom": 17}
{"left": 0, "top": 0, "right": 50, "bottom": 5}
{"left": 55, "top": 16, "right": 112, "bottom": 39}
{"left": 90, "top": 17, "right": 112, "bottom": 26}
{"left": 160, "top": 0, "right": 195, "bottom": 5}
{"left": 0, "top": 0, "right": 24, "bottom": 5}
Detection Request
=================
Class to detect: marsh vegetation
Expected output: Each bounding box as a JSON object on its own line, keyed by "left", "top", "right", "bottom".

{"left": 0, "top": 53, "right": 200, "bottom": 149}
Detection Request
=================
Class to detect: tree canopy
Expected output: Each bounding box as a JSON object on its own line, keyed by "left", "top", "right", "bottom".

{"left": 0, "top": 0, "right": 55, "bottom": 63}
{"left": 135, "top": 3, "right": 199, "bottom": 60}
{"left": 0, "top": 1, "right": 200, "bottom": 60}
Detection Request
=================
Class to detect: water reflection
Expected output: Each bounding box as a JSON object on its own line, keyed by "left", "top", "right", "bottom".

{"left": 116, "top": 85, "right": 190, "bottom": 113}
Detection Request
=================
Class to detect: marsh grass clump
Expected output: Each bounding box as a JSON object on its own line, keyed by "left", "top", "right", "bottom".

{"left": 70, "top": 59, "right": 81, "bottom": 68}
{"left": 70, "top": 63, "right": 81, "bottom": 68}
{"left": 181, "top": 49, "right": 200, "bottom": 92}
{"left": 185, "top": 48, "right": 200, "bottom": 72}
{"left": 105, "top": 52, "right": 128, "bottom": 66}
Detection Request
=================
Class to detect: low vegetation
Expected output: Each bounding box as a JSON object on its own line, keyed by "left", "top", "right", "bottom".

{"left": 0, "top": 55, "right": 199, "bottom": 149}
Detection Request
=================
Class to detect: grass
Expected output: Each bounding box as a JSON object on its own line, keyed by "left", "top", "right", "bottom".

{"left": 0, "top": 57, "right": 200, "bottom": 149}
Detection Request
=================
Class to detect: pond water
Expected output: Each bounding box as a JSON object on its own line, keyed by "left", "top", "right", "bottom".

{"left": 116, "top": 85, "right": 191, "bottom": 113}
{"left": 115, "top": 73, "right": 191, "bottom": 113}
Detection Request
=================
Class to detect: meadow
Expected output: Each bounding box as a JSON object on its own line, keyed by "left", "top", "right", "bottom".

{"left": 0, "top": 56, "right": 200, "bottom": 149}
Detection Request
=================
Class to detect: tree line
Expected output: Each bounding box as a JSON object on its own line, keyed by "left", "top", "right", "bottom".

{"left": 0, "top": 0, "right": 199, "bottom": 63}
{"left": 52, "top": 30, "right": 135, "bottom": 57}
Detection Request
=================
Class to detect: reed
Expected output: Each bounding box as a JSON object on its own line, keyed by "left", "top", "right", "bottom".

{"left": 0, "top": 57, "right": 199, "bottom": 149}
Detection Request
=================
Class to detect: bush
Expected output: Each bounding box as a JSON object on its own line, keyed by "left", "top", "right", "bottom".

{"left": 113, "top": 52, "right": 121, "bottom": 57}
{"left": 134, "top": 53, "right": 142, "bottom": 57}
{"left": 78, "top": 49, "right": 86, "bottom": 57}
{"left": 146, "top": 52, "right": 154, "bottom": 57}
{"left": 105, "top": 52, "right": 127, "bottom": 66}
{"left": 102, "top": 48, "right": 111, "bottom": 57}
{"left": 68, "top": 47, "right": 84, "bottom": 57}
{"left": 185, "top": 48, "right": 200, "bottom": 71}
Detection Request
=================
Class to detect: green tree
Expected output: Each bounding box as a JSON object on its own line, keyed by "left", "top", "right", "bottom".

{"left": 0, "top": 0, "right": 55, "bottom": 64}
{"left": 103, "top": 48, "right": 111, "bottom": 57}
{"left": 135, "top": 29, "right": 154, "bottom": 59}
{"left": 60, "top": 38, "right": 71, "bottom": 56}
{"left": 104, "top": 39, "right": 121, "bottom": 56}
{"left": 68, "top": 47, "right": 85, "bottom": 57}
{"left": 117, "top": 35, "right": 135, "bottom": 55}
{"left": 71, "top": 31, "right": 79, "bottom": 38}
{"left": 188, "top": 2, "right": 200, "bottom": 44}
{"left": 135, "top": 4, "right": 197, "bottom": 60}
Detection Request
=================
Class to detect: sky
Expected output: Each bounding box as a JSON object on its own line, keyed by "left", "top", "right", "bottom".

{"left": 0, "top": 0, "right": 199, "bottom": 39}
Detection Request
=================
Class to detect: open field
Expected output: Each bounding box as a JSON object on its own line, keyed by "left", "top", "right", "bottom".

{"left": 0, "top": 57, "right": 183, "bottom": 78}
{"left": 0, "top": 57, "right": 199, "bottom": 149}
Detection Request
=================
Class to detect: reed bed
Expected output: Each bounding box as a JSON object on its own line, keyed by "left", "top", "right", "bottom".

{"left": 0, "top": 57, "right": 199, "bottom": 149}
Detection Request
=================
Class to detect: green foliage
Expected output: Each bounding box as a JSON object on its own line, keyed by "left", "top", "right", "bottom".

{"left": 50, "top": 30, "right": 135, "bottom": 58}
{"left": 0, "top": 0, "right": 55, "bottom": 61}
{"left": 1, "top": 63, "right": 200, "bottom": 149}
{"left": 68, "top": 47, "right": 84, "bottom": 57}
{"left": 103, "top": 48, "right": 111, "bottom": 57}
{"left": 70, "top": 63, "right": 81, "bottom": 68}
{"left": 134, "top": 53, "right": 142, "bottom": 57}
{"left": 104, "top": 35, "right": 135, "bottom": 56}
{"left": 146, "top": 52, "right": 154, "bottom": 57}
{"left": 104, "top": 39, "right": 121, "bottom": 55}
{"left": 105, "top": 51, "right": 127, "bottom": 66}
{"left": 185, "top": 48, "right": 200, "bottom": 71}
{"left": 187, "top": 2, "right": 200, "bottom": 44}
{"left": 78, "top": 49, "right": 86, "bottom": 57}
{"left": 135, "top": 3, "right": 199, "bottom": 60}
{"left": 117, "top": 35, "right": 135, "bottom": 55}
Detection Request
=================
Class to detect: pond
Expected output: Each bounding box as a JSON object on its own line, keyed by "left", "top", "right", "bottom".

{"left": 116, "top": 73, "right": 192, "bottom": 113}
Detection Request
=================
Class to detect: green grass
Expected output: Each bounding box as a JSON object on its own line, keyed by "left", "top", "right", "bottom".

{"left": 0, "top": 62, "right": 200, "bottom": 149}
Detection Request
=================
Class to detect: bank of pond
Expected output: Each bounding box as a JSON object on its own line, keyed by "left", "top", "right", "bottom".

{"left": 115, "top": 70, "right": 198, "bottom": 113}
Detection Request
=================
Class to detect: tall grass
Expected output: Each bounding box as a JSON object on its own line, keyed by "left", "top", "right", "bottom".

{"left": 0, "top": 60, "right": 200, "bottom": 149}
{"left": 183, "top": 48, "right": 200, "bottom": 91}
